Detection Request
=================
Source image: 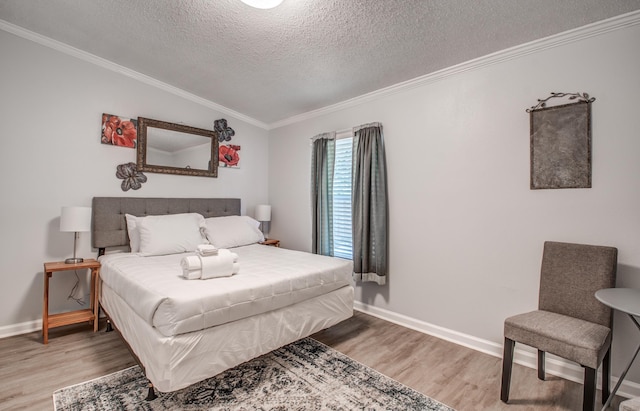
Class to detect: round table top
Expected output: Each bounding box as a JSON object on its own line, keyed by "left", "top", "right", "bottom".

{"left": 595, "top": 288, "right": 640, "bottom": 317}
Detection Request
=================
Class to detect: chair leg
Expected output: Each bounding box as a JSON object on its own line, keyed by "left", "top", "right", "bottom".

{"left": 583, "top": 367, "right": 597, "bottom": 411}
{"left": 602, "top": 348, "right": 611, "bottom": 405}
{"left": 501, "top": 337, "right": 515, "bottom": 403}
{"left": 538, "top": 349, "right": 545, "bottom": 380}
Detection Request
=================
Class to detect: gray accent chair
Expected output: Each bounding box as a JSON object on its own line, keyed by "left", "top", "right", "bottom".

{"left": 501, "top": 241, "right": 618, "bottom": 411}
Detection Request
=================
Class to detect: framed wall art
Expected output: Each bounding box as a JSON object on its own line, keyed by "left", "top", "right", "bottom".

{"left": 528, "top": 92, "right": 595, "bottom": 190}
{"left": 101, "top": 113, "right": 137, "bottom": 148}
{"left": 219, "top": 144, "right": 241, "bottom": 168}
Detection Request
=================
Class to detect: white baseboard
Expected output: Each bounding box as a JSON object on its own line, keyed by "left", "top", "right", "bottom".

{"left": 0, "top": 319, "right": 41, "bottom": 339}
{"left": 353, "top": 301, "right": 640, "bottom": 399}
{"left": 0, "top": 314, "right": 106, "bottom": 339}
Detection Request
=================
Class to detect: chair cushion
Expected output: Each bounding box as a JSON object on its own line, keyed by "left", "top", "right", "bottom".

{"left": 504, "top": 310, "right": 611, "bottom": 369}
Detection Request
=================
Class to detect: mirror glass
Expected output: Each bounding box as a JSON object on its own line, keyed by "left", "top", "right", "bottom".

{"left": 137, "top": 117, "right": 218, "bottom": 177}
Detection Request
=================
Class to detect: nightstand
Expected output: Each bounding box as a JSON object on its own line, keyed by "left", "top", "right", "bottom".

{"left": 261, "top": 238, "right": 280, "bottom": 247}
{"left": 42, "top": 259, "right": 100, "bottom": 344}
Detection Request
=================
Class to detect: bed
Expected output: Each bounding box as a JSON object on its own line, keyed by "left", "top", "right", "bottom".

{"left": 92, "top": 197, "right": 354, "bottom": 394}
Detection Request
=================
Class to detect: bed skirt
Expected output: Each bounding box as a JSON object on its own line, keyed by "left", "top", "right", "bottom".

{"left": 100, "top": 282, "right": 354, "bottom": 392}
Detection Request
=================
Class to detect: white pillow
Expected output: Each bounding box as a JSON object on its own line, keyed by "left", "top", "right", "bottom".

{"left": 204, "top": 215, "right": 265, "bottom": 249}
{"left": 137, "top": 213, "right": 207, "bottom": 256}
{"left": 125, "top": 214, "right": 141, "bottom": 252}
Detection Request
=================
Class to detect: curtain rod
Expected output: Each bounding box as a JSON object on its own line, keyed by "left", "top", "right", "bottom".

{"left": 310, "top": 128, "right": 353, "bottom": 140}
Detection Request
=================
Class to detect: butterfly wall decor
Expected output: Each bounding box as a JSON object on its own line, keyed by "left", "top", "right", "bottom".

{"left": 214, "top": 119, "right": 235, "bottom": 142}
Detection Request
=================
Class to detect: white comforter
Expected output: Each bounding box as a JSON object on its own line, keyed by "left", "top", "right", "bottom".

{"left": 99, "top": 244, "right": 353, "bottom": 337}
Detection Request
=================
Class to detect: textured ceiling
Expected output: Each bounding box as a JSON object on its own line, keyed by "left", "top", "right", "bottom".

{"left": 1, "top": 0, "right": 639, "bottom": 125}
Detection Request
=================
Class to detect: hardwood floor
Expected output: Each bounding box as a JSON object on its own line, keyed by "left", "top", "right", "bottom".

{"left": 0, "top": 312, "right": 623, "bottom": 410}
{"left": 313, "top": 312, "right": 623, "bottom": 411}
{"left": 0, "top": 320, "right": 136, "bottom": 410}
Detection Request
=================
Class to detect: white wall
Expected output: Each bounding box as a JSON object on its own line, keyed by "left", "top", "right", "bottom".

{"left": 0, "top": 30, "right": 269, "bottom": 331}
{"left": 268, "top": 22, "right": 640, "bottom": 385}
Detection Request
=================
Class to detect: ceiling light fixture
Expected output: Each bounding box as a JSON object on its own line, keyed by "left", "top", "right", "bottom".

{"left": 240, "top": 0, "right": 283, "bottom": 9}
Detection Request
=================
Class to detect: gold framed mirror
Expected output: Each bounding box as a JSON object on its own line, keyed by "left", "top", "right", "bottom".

{"left": 137, "top": 117, "right": 218, "bottom": 177}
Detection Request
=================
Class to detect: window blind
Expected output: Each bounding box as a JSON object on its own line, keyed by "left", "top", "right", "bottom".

{"left": 333, "top": 137, "right": 353, "bottom": 259}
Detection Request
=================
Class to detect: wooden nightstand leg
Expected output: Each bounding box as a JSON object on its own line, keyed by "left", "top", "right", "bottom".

{"left": 43, "top": 271, "right": 51, "bottom": 344}
{"left": 92, "top": 267, "right": 100, "bottom": 332}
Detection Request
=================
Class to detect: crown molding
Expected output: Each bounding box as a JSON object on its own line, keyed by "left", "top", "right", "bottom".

{"left": 3, "top": 8, "right": 639, "bottom": 132}
{"left": 269, "top": 9, "right": 640, "bottom": 130}
{"left": 0, "top": 19, "right": 270, "bottom": 130}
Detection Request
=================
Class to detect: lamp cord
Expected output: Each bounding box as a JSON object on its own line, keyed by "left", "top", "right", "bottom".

{"left": 67, "top": 270, "right": 86, "bottom": 306}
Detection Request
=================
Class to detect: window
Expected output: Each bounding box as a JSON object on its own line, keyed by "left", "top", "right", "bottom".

{"left": 312, "top": 123, "right": 387, "bottom": 283}
{"left": 332, "top": 137, "right": 352, "bottom": 259}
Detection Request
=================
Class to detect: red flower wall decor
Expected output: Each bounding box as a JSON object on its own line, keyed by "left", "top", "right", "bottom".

{"left": 219, "top": 144, "right": 241, "bottom": 168}
{"left": 101, "top": 113, "right": 137, "bottom": 148}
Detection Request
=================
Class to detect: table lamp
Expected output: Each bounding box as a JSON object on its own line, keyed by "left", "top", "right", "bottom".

{"left": 60, "top": 206, "right": 91, "bottom": 264}
{"left": 255, "top": 204, "right": 271, "bottom": 237}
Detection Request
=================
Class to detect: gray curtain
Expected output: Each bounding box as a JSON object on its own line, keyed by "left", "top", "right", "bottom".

{"left": 311, "top": 132, "right": 336, "bottom": 256}
{"left": 352, "top": 123, "right": 388, "bottom": 285}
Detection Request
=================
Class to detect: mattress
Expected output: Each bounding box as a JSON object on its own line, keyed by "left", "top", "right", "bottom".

{"left": 99, "top": 244, "right": 353, "bottom": 337}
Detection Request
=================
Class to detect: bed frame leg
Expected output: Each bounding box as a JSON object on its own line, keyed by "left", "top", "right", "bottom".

{"left": 101, "top": 311, "right": 156, "bottom": 402}
{"left": 146, "top": 382, "right": 157, "bottom": 401}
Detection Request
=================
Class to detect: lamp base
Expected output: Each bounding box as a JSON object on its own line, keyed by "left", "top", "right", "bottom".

{"left": 65, "top": 257, "right": 84, "bottom": 264}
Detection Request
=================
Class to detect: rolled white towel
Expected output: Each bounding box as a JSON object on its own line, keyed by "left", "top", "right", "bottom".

{"left": 215, "top": 249, "right": 237, "bottom": 260}
{"left": 181, "top": 255, "right": 201, "bottom": 271}
{"left": 197, "top": 244, "right": 218, "bottom": 256}
{"left": 182, "top": 250, "right": 231, "bottom": 268}
{"left": 182, "top": 269, "right": 202, "bottom": 280}
{"left": 180, "top": 250, "right": 239, "bottom": 279}
{"left": 200, "top": 252, "right": 235, "bottom": 279}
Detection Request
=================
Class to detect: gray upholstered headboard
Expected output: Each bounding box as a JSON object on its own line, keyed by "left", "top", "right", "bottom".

{"left": 92, "top": 197, "right": 241, "bottom": 251}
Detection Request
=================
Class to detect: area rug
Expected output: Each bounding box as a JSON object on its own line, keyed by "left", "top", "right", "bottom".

{"left": 53, "top": 337, "right": 454, "bottom": 410}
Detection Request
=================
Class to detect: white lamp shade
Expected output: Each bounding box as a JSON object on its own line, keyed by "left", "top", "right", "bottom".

{"left": 60, "top": 206, "right": 92, "bottom": 232}
{"left": 255, "top": 204, "right": 271, "bottom": 222}
{"left": 240, "top": 0, "right": 283, "bottom": 9}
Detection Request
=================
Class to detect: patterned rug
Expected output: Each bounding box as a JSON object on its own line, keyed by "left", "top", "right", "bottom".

{"left": 53, "top": 337, "right": 454, "bottom": 410}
